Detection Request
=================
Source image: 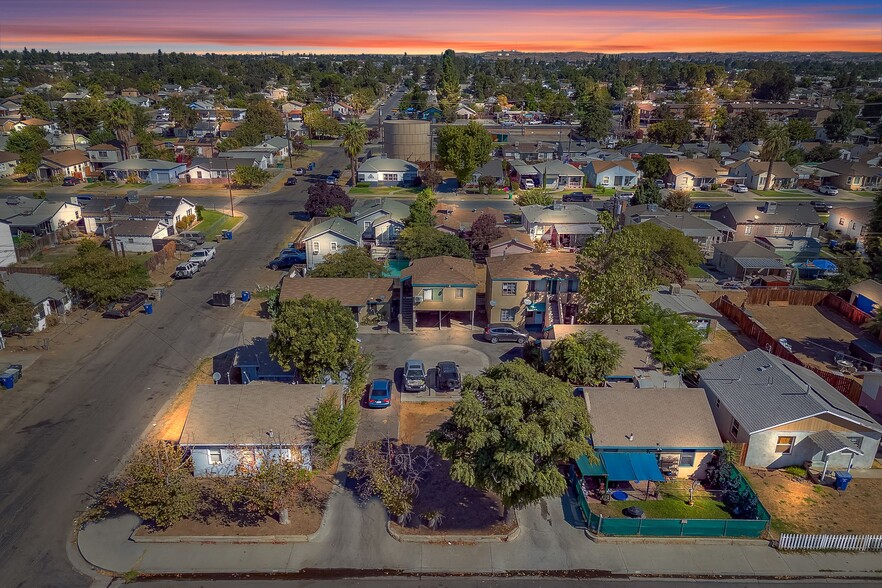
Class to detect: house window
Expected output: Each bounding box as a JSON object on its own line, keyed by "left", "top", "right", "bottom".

{"left": 98, "top": 151, "right": 108, "bottom": 157}
{"left": 455, "top": 288, "right": 464, "bottom": 299}
{"left": 311, "top": 241, "right": 319, "bottom": 254}
{"left": 679, "top": 451, "right": 696, "bottom": 467}
{"left": 730, "top": 418, "right": 740, "bottom": 438}
{"left": 382, "top": 173, "right": 397, "bottom": 181}
{"left": 500, "top": 308, "right": 516, "bottom": 322}
{"left": 775, "top": 436, "right": 795, "bottom": 454}
{"left": 127, "top": 238, "right": 134, "bottom": 244}
{"left": 773, "top": 225, "right": 785, "bottom": 235}
{"left": 846, "top": 435, "right": 863, "bottom": 450}
{"left": 501, "top": 282, "right": 517, "bottom": 296}
{"left": 744, "top": 225, "right": 753, "bottom": 235}
{"left": 208, "top": 449, "right": 222, "bottom": 465}
{"left": 715, "top": 398, "right": 720, "bottom": 409}
{"left": 839, "top": 218, "right": 845, "bottom": 226}
{"left": 846, "top": 177, "right": 852, "bottom": 185}
{"left": 196, "top": 171, "right": 203, "bottom": 179}
{"left": 330, "top": 242, "right": 339, "bottom": 251}
{"left": 602, "top": 176, "right": 610, "bottom": 186}
{"left": 364, "top": 221, "right": 371, "bottom": 231}
{"left": 421, "top": 288, "right": 433, "bottom": 301}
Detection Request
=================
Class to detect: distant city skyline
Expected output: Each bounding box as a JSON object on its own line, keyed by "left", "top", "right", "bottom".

{"left": 3, "top": 0, "right": 881, "bottom": 54}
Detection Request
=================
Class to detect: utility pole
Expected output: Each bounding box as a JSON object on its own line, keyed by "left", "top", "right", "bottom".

{"left": 105, "top": 203, "right": 118, "bottom": 257}
{"left": 224, "top": 157, "right": 234, "bottom": 217}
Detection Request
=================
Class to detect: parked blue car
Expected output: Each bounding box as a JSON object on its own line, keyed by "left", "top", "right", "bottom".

{"left": 267, "top": 250, "right": 306, "bottom": 270}
{"left": 691, "top": 202, "right": 712, "bottom": 211}
{"left": 368, "top": 378, "right": 392, "bottom": 408}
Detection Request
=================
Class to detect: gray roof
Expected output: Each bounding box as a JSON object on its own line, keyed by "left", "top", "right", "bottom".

{"left": 81, "top": 195, "right": 191, "bottom": 219}
{"left": 532, "top": 160, "right": 583, "bottom": 177}
{"left": 474, "top": 159, "right": 505, "bottom": 179}
{"left": 259, "top": 136, "right": 289, "bottom": 150}
{"left": 0, "top": 272, "right": 67, "bottom": 304}
{"left": 103, "top": 159, "right": 185, "bottom": 172}
{"left": 218, "top": 150, "right": 269, "bottom": 160}
{"left": 645, "top": 212, "right": 726, "bottom": 238}
{"left": 112, "top": 219, "right": 163, "bottom": 237}
{"left": 179, "top": 383, "right": 332, "bottom": 446}
{"left": 350, "top": 198, "right": 411, "bottom": 223}
{"left": 714, "top": 240, "right": 781, "bottom": 260}
{"left": 587, "top": 387, "right": 723, "bottom": 450}
{"left": 649, "top": 285, "right": 723, "bottom": 319}
{"left": 808, "top": 430, "right": 864, "bottom": 456}
{"left": 190, "top": 157, "right": 257, "bottom": 171}
{"left": 699, "top": 349, "right": 882, "bottom": 435}
{"left": 520, "top": 203, "right": 600, "bottom": 227}
{"left": 621, "top": 143, "right": 675, "bottom": 156}
{"left": 716, "top": 203, "right": 821, "bottom": 226}
{"left": 358, "top": 157, "right": 419, "bottom": 174}
{"left": 302, "top": 217, "right": 362, "bottom": 242}
{"left": 0, "top": 196, "right": 68, "bottom": 227}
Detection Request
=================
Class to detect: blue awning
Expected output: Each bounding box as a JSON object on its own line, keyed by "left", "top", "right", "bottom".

{"left": 599, "top": 452, "right": 665, "bottom": 482}
{"left": 576, "top": 454, "right": 606, "bottom": 477}
{"left": 526, "top": 302, "right": 546, "bottom": 312}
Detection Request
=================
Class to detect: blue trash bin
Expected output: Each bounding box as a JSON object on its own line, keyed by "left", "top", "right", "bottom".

{"left": 222, "top": 230, "right": 233, "bottom": 240}
{"left": 241, "top": 290, "right": 251, "bottom": 302}
{"left": 144, "top": 303, "right": 153, "bottom": 315}
{"left": 834, "top": 471, "right": 852, "bottom": 491}
{"left": 0, "top": 373, "right": 14, "bottom": 389}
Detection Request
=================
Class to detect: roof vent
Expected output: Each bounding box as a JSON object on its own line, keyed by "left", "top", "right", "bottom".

{"left": 5, "top": 196, "right": 21, "bottom": 206}
{"left": 670, "top": 283, "right": 681, "bottom": 295}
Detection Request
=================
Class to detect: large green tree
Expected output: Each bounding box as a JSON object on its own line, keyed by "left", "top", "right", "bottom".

{"left": 6, "top": 126, "right": 49, "bottom": 169}
{"left": 639, "top": 304, "right": 710, "bottom": 375}
{"left": 0, "top": 287, "right": 36, "bottom": 335}
{"left": 405, "top": 189, "right": 437, "bottom": 227}
{"left": 52, "top": 240, "right": 150, "bottom": 306}
{"left": 269, "top": 294, "right": 360, "bottom": 383}
{"left": 514, "top": 189, "right": 553, "bottom": 207}
{"left": 823, "top": 108, "right": 857, "bottom": 142}
{"left": 398, "top": 226, "right": 471, "bottom": 260}
{"left": 104, "top": 98, "right": 135, "bottom": 158}
{"left": 546, "top": 331, "right": 623, "bottom": 386}
{"left": 309, "top": 246, "right": 385, "bottom": 278}
{"left": 661, "top": 189, "right": 692, "bottom": 212}
{"left": 576, "top": 92, "right": 612, "bottom": 141}
{"left": 860, "top": 189, "right": 882, "bottom": 277}
{"left": 760, "top": 126, "right": 791, "bottom": 191}
{"left": 577, "top": 212, "right": 656, "bottom": 324}
{"left": 21, "top": 93, "right": 52, "bottom": 120}
{"left": 341, "top": 120, "right": 368, "bottom": 187}
{"left": 627, "top": 222, "right": 703, "bottom": 285}
{"left": 428, "top": 360, "right": 592, "bottom": 517}
{"left": 721, "top": 109, "right": 767, "bottom": 146}
{"left": 231, "top": 165, "right": 272, "bottom": 187}
{"left": 436, "top": 121, "right": 493, "bottom": 186}
{"left": 785, "top": 117, "right": 816, "bottom": 143}
{"left": 636, "top": 153, "right": 670, "bottom": 180}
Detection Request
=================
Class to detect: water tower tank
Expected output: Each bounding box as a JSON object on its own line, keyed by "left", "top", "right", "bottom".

{"left": 383, "top": 120, "right": 431, "bottom": 162}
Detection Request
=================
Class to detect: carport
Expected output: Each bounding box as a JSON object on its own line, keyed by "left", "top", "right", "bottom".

{"left": 575, "top": 452, "right": 665, "bottom": 499}
{"left": 807, "top": 430, "right": 864, "bottom": 480}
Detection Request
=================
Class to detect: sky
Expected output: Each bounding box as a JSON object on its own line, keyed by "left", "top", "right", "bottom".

{"left": 2, "top": 0, "right": 881, "bottom": 54}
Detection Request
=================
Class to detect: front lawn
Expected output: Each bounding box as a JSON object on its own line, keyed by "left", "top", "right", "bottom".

{"left": 751, "top": 190, "right": 811, "bottom": 199}
{"left": 590, "top": 495, "right": 731, "bottom": 520}
{"left": 686, "top": 265, "right": 712, "bottom": 279}
{"left": 348, "top": 186, "right": 422, "bottom": 195}
{"left": 193, "top": 209, "right": 239, "bottom": 239}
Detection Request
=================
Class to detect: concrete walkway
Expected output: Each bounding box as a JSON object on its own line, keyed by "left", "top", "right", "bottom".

{"left": 76, "top": 485, "right": 882, "bottom": 580}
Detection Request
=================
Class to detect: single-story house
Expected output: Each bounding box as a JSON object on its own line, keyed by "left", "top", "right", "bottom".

{"left": 357, "top": 157, "right": 420, "bottom": 187}
{"left": 729, "top": 161, "right": 798, "bottom": 190}
{"left": 710, "top": 202, "right": 822, "bottom": 241}
{"left": 0, "top": 272, "right": 72, "bottom": 332}
{"left": 501, "top": 142, "right": 558, "bottom": 162}
{"left": 254, "top": 136, "right": 290, "bottom": 159}
{"left": 219, "top": 150, "right": 272, "bottom": 169}
{"left": 38, "top": 150, "right": 92, "bottom": 180}
{"left": 102, "top": 159, "right": 187, "bottom": 185}
{"left": 711, "top": 241, "right": 792, "bottom": 282}
{"left": 520, "top": 201, "right": 603, "bottom": 249}
{"left": 186, "top": 157, "right": 258, "bottom": 184}
{"left": 620, "top": 142, "right": 677, "bottom": 159}
{"left": 583, "top": 159, "right": 638, "bottom": 189}
{"left": 180, "top": 383, "right": 334, "bottom": 476}
{"left": 109, "top": 219, "right": 170, "bottom": 253}
{"left": 471, "top": 159, "right": 507, "bottom": 186}
{"left": 648, "top": 284, "right": 723, "bottom": 336}
{"left": 0, "top": 151, "right": 20, "bottom": 177}
{"left": 434, "top": 205, "right": 504, "bottom": 235}
{"left": 584, "top": 386, "right": 723, "bottom": 479}
{"left": 488, "top": 227, "right": 534, "bottom": 257}
{"left": 817, "top": 159, "right": 882, "bottom": 192}
{"left": 846, "top": 279, "right": 882, "bottom": 315}
{"left": 0, "top": 195, "right": 81, "bottom": 236}
{"left": 699, "top": 349, "right": 882, "bottom": 472}
{"left": 351, "top": 198, "right": 411, "bottom": 239}
{"left": 279, "top": 277, "right": 394, "bottom": 323}
{"left": 827, "top": 207, "right": 868, "bottom": 243}
{"left": 541, "top": 324, "right": 659, "bottom": 380}
{"left": 532, "top": 160, "right": 584, "bottom": 190}
{"left": 665, "top": 158, "right": 729, "bottom": 191}
{"left": 302, "top": 217, "right": 362, "bottom": 269}
{"left": 754, "top": 236, "right": 822, "bottom": 264}
{"left": 485, "top": 252, "right": 579, "bottom": 328}
{"left": 400, "top": 256, "right": 477, "bottom": 330}
{"left": 82, "top": 195, "right": 196, "bottom": 233}
{"left": 455, "top": 105, "right": 477, "bottom": 119}
{"left": 625, "top": 204, "right": 733, "bottom": 256}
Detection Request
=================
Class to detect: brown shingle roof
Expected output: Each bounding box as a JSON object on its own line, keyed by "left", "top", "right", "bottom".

{"left": 486, "top": 251, "right": 577, "bottom": 281}
{"left": 489, "top": 227, "right": 534, "bottom": 250}
{"left": 589, "top": 159, "right": 637, "bottom": 174}
{"left": 401, "top": 256, "right": 476, "bottom": 286}
{"left": 22, "top": 118, "right": 50, "bottom": 126}
{"left": 0, "top": 151, "right": 20, "bottom": 164}
{"left": 742, "top": 161, "right": 798, "bottom": 179}
{"left": 668, "top": 158, "right": 726, "bottom": 178}
{"left": 41, "top": 149, "right": 90, "bottom": 167}
{"left": 279, "top": 277, "right": 394, "bottom": 308}
{"left": 434, "top": 205, "right": 504, "bottom": 231}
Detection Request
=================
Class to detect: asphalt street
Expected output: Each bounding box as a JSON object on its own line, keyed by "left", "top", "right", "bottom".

{"left": 0, "top": 150, "right": 349, "bottom": 587}
{"left": 132, "top": 580, "right": 879, "bottom": 588}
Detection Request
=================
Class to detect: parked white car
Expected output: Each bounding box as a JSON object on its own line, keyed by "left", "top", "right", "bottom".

{"left": 190, "top": 247, "right": 215, "bottom": 267}
{"left": 730, "top": 184, "right": 749, "bottom": 193}
{"left": 818, "top": 185, "right": 839, "bottom": 196}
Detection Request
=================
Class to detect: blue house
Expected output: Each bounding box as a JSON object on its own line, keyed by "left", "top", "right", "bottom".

{"left": 420, "top": 106, "right": 443, "bottom": 122}
{"left": 101, "top": 159, "right": 187, "bottom": 184}
{"left": 847, "top": 279, "right": 882, "bottom": 315}
{"left": 180, "top": 383, "right": 336, "bottom": 476}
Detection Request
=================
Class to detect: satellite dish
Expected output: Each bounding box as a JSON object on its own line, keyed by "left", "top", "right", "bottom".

{"left": 522, "top": 298, "right": 533, "bottom": 306}
{"left": 212, "top": 372, "right": 221, "bottom": 383}
{"left": 489, "top": 300, "right": 497, "bottom": 307}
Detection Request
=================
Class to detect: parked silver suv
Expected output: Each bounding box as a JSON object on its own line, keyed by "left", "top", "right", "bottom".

{"left": 403, "top": 360, "right": 427, "bottom": 392}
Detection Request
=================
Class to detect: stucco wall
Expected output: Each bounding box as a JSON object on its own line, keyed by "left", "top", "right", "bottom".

{"left": 189, "top": 445, "right": 311, "bottom": 476}
{"left": 744, "top": 429, "right": 880, "bottom": 469}
{"left": 414, "top": 286, "right": 476, "bottom": 312}
{"left": 306, "top": 233, "right": 357, "bottom": 268}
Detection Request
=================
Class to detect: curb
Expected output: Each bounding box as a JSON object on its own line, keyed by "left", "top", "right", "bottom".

{"left": 386, "top": 513, "right": 520, "bottom": 543}
{"left": 584, "top": 528, "right": 770, "bottom": 547}
{"left": 130, "top": 528, "right": 311, "bottom": 544}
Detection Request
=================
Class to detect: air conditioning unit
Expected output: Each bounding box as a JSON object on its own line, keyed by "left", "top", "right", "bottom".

{"left": 413, "top": 295, "right": 423, "bottom": 304}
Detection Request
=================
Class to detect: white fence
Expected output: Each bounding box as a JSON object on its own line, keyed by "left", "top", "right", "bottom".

{"left": 778, "top": 533, "right": 882, "bottom": 552}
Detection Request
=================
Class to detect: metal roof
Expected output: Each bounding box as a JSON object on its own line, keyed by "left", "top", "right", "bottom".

{"left": 648, "top": 286, "right": 723, "bottom": 319}
{"left": 807, "top": 430, "right": 863, "bottom": 457}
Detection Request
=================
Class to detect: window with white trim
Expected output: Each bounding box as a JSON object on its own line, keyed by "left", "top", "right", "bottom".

{"left": 455, "top": 288, "right": 464, "bottom": 299}
{"left": 775, "top": 435, "right": 795, "bottom": 454}
{"left": 208, "top": 449, "right": 222, "bottom": 464}
{"left": 730, "top": 418, "right": 740, "bottom": 438}
{"left": 501, "top": 282, "right": 517, "bottom": 296}
{"left": 382, "top": 173, "right": 397, "bottom": 181}
{"left": 744, "top": 225, "right": 753, "bottom": 235}
{"left": 330, "top": 241, "right": 339, "bottom": 251}
{"left": 500, "top": 308, "right": 516, "bottom": 321}
{"left": 311, "top": 241, "right": 319, "bottom": 254}
{"left": 679, "top": 451, "right": 696, "bottom": 467}
{"left": 772, "top": 225, "right": 785, "bottom": 235}
{"left": 421, "top": 288, "right": 433, "bottom": 301}
{"left": 846, "top": 435, "right": 863, "bottom": 450}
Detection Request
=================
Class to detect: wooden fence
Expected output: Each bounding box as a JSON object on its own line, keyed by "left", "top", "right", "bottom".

{"left": 712, "top": 296, "right": 863, "bottom": 405}
{"left": 743, "top": 287, "right": 829, "bottom": 307}
{"left": 778, "top": 533, "right": 882, "bottom": 552}
{"left": 823, "top": 293, "right": 872, "bottom": 326}
{"left": 145, "top": 241, "right": 177, "bottom": 273}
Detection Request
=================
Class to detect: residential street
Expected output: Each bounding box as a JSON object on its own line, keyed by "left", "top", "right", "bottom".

{"left": 0, "top": 149, "right": 350, "bottom": 587}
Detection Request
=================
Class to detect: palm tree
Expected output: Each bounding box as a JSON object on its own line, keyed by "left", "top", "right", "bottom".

{"left": 341, "top": 120, "right": 368, "bottom": 187}
{"left": 760, "top": 126, "right": 791, "bottom": 191}
{"left": 105, "top": 98, "right": 135, "bottom": 160}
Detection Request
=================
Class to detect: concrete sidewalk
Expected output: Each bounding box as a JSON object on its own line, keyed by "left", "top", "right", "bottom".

{"left": 76, "top": 486, "right": 882, "bottom": 580}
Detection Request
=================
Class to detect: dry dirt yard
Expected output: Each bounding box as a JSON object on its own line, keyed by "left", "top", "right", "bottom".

{"left": 745, "top": 304, "right": 866, "bottom": 371}
{"left": 742, "top": 467, "right": 882, "bottom": 536}
{"left": 399, "top": 401, "right": 454, "bottom": 445}
{"left": 704, "top": 328, "right": 757, "bottom": 361}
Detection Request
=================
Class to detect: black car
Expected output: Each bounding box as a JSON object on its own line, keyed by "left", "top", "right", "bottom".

{"left": 331, "top": 169, "right": 342, "bottom": 179}
{"left": 809, "top": 200, "right": 832, "bottom": 212}
{"left": 562, "top": 191, "right": 591, "bottom": 203}
{"left": 484, "top": 323, "right": 529, "bottom": 344}
{"left": 285, "top": 176, "right": 297, "bottom": 186}
{"left": 435, "top": 361, "right": 461, "bottom": 391}
{"left": 268, "top": 251, "right": 306, "bottom": 270}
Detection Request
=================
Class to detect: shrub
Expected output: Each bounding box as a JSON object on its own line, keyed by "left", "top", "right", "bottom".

{"left": 195, "top": 205, "right": 204, "bottom": 221}
{"left": 306, "top": 394, "right": 359, "bottom": 466}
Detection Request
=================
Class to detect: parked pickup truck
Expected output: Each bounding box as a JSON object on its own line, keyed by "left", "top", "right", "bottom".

{"left": 174, "top": 261, "right": 199, "bottom": 279}
{"left": 103, "top": 292, "right": 148, "bottom": 318}
{"left": 190, "top": 247, "right": 215, "bottom": 267}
